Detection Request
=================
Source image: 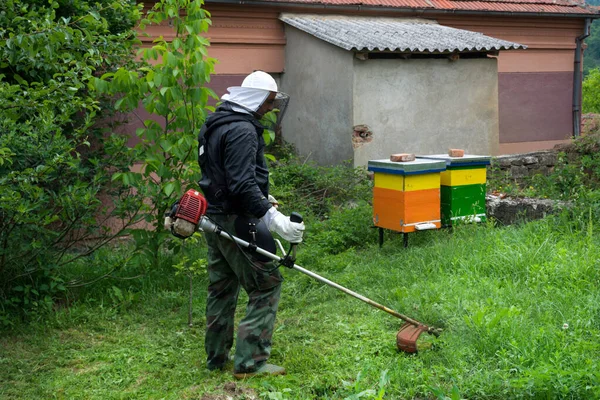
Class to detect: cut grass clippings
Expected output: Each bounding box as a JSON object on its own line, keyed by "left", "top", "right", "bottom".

{"left": 1, "top": 216, "right": 600, "bottom": 399}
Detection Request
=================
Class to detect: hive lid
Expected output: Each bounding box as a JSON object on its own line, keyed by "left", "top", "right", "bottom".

{"left": 418, "top": 154, "right": 491, "bottom": 167}
{"left": 368, "top": 158, "right": 446, "bottom": 175}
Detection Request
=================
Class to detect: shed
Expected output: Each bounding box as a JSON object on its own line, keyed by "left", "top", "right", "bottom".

{"left": 141, "top": 0, "right": 599, "bottom": 156}
{"left": 279, "top": 14, "right": 525, "bottom": 166}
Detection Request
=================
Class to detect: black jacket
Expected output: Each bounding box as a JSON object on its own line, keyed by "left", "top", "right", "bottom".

{"left": 197, "top": 103, "right": 271, "bottom": 218}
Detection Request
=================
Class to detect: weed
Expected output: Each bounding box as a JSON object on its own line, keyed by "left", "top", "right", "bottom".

{"left": 2, "top": 157, "right": 600, "bottom": 399}
{"left": 269, "top": 158, "right": 372, "bottom": 219}
{"left": 487, "top": 133, "right": 600, "bottom": 201}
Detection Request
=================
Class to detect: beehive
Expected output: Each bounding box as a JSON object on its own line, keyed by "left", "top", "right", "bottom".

{"left": 368, "top": 158, "right": 446, "bottom": 233}
{"left": 419, "top": 154, "right": 491, "bottom": 225}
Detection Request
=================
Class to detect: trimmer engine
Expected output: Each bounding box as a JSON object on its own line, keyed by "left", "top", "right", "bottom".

{"left": 171, "top": 189, "right": 208, "bottom": 238}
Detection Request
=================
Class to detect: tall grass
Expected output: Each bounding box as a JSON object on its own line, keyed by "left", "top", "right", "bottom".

{"left": 1, "top": 158, "right": 600, "bottom": 399}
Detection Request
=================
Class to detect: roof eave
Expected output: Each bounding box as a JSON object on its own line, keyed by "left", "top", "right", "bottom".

{"left": 355, "top": 48, "right": 523, "bottom": 53}
{"left": 205, "top": 0, "right": 600, "bottom": 19}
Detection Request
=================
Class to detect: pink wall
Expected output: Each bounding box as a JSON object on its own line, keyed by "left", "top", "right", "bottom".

{"left": 140, "top": 5, "right": 285, "bottom": 75}
{"left": 138, "top": 3, "right": 586, "bottom": 154}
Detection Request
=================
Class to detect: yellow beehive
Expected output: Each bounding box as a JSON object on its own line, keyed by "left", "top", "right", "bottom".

{"left": 368, "top": 158, "right": 446, "bottom": 233}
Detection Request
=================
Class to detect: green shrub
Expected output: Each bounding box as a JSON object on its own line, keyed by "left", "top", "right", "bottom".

{"left": 305, "top": 201, "right": 376, "bottom": 255}
{"left": 0, "top": 0, "right": 142, "bottom": 320}
{"left": 266, "top": 159, "right": 376, "bottom": 255}
{"left": 91, "top": 0, "right": 216, "bottom": 271}
{"left": 583, "top": 68, "right": 600, "bottom": 114}
{"left": 269, "top": 159, "right": 372, "bottom": 217}
{"left": 534, "top": 138, "right": 600, "bottom": 200}
{"left": 488, "top": 134, "right": 600, "bottom": 201}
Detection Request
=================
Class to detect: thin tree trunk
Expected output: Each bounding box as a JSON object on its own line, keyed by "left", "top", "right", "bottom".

{"left": 188, "top": 272, "right": 193, "bottom": 327}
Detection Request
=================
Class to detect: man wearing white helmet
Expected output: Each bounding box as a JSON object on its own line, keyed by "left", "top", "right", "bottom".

{"left": 197, "top": 71, "right": 304, "bottom": 379}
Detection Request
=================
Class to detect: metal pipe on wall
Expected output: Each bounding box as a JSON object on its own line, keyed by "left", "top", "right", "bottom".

{"left": 573, "top": 18, "right": 591, "bottom": 138}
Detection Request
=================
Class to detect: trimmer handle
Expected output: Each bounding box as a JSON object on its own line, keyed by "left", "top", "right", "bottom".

{"left": 290, "top": 212, "right": 303, "bottom": 224}
{"left": 289, "top": 212, "right": 303, "bottom": 246}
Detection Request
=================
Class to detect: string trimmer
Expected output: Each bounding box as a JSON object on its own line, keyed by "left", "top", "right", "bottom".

{"left": 170, "top": 189, "right": 441, "bottom": 353}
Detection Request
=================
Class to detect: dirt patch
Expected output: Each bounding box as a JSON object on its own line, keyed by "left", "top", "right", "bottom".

{"left": 199, "top": 382, "right": 259, "bottom": 400}
{"left": 70, "top": 360, "right": 107, "bottom": 375}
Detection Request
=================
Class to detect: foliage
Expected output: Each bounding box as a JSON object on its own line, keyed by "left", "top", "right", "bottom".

{"left": 2, "top": 157, "right": 600, "bottom": 397}
{"left": 584, "top": 20, "right": 600, "bottom": 74}
{"left": 91, "top": 0, "right": 217, "bottom": 269}
{"left": 172, "top": 233, "right": 207, "bottom": 327}
{"left": 582, "top": 68, "right": 600, "bottom": 113}
{"left": 2, "top": 208, "right": 600, "bottom": 398}
{"left": 261, "top": 109, "right": 279, "bottom": 147}
{"left": 487, "top": 133, "right": 600, "bottom": 201}
{"left": 269, "top": 159, "right": 372, "bottom": 218}
{"left": 526, "top": 136, "right": 600, "bottom": 201}
{"left": 267, "top": 159, "right": 376, "bottom": 257}
{"left": 306, "top": 202, "right": 376, "bottom": 256}
{"left": 0, "top": 0, "right": 142, "bottom": 319}
{"left": 171, "top": 234, "right": 208, "bottom": 279}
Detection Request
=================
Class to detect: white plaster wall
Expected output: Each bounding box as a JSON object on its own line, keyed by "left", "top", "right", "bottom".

{"left": 280, "top": 26, "right": 354, "bottom": 166}
{"left": 352, "top": 58, "right": 500, "bottom": 167}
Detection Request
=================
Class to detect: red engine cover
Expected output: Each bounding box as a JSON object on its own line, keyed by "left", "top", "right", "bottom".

{"left": 175, "top": 189, "right": 208, "bottom": 225}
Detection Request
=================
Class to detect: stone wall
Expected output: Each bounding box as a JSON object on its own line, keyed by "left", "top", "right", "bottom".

{"left": 491, "top": 150, "right": 558, "bottom": 180}
{"left": 486, "top": 194, "right": 569, "bottom": 225}
{"left": 485, "top": 149, "right": 568, "bottom": 225}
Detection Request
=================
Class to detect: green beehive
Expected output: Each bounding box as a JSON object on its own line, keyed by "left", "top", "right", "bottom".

{"left": 419, "top": 154, "right": 491, "bottom": 226}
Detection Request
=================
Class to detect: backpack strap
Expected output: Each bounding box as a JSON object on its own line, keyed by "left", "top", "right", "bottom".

{"left": 197, "top": 112, "right": 260, "bottom": 210}
{"left": 197, "top": 112, "right": 257, "bottom": 168}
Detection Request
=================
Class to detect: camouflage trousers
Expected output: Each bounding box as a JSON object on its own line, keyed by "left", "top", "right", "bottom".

{"left": 204, "top": 214, "right": 283, "bottom": 374}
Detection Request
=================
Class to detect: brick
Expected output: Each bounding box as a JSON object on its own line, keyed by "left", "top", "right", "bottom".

{"left": 390, "top": 153, "right": 416, "bottom": 162}
{"left": 448, "top": 149, "right": 465, "bottom": 157}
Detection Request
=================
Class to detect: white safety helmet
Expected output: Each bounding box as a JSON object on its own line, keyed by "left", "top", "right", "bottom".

{"left": 241, "top": 71, "right": 278, "bottom": 92}
{"left": 221, "top": 71, "right": 290, "bottom": 126}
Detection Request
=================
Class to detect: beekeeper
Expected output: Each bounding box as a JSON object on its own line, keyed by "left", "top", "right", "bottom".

{"left": 197, "top": 71, "right": 304, "bottom": 379}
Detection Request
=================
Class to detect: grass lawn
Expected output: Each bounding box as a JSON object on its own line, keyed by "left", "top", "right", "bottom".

{"left": 1, "top": 216, "right": 600, "bottom": 399}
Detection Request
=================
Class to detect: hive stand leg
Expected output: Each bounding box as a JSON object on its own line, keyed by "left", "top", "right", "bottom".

{"left": 403, "top": 232, "right": 409, "bottom": 248}
{"left": 379, "top": 228, "right": 384, "bottom": 248}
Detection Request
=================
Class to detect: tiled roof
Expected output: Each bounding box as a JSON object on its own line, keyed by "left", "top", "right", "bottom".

{"left": 280, "top": 14, "right": 527, "bottom": 52}
{"left": 239, "top": 0, "right": 597, "bottom": 15}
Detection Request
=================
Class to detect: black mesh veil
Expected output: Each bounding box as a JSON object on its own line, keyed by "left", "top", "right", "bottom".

{"left": 272, "top": 91, "right": 290, "bottom": 126}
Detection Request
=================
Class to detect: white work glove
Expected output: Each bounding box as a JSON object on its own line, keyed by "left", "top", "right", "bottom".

{"left": 267, "top": 194, "right": 279, "bottom": 209}
{"left": 261, "top": 206, "right": 305, "bottom": 243}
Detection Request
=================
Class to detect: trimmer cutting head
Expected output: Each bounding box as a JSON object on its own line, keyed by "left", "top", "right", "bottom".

{"left": 396, "top": 323, "right": 430, "bottom": 353}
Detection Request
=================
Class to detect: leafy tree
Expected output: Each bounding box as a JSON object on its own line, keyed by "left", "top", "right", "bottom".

{"left": 91, "top": 0, "right": 217, "bottom": 268}
{"left": 584, "top": 21, "right": 600, "bottom": 75}
{"left": 0, "top": 0, "right": 142, "bottom": 319}
{"left": 582, "top": 68, "right": 600, "bottom": 113}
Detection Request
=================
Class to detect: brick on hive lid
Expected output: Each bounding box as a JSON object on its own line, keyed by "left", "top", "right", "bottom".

{"left": 390, "top": 153, "right": 416, "bottom": 162}
{"left": 448, "top": 149, "right": 465, "bottom": 157}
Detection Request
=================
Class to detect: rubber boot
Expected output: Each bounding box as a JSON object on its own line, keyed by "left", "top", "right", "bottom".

{"left": 233, "top": 364, "right": 286, "bottom": 380}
